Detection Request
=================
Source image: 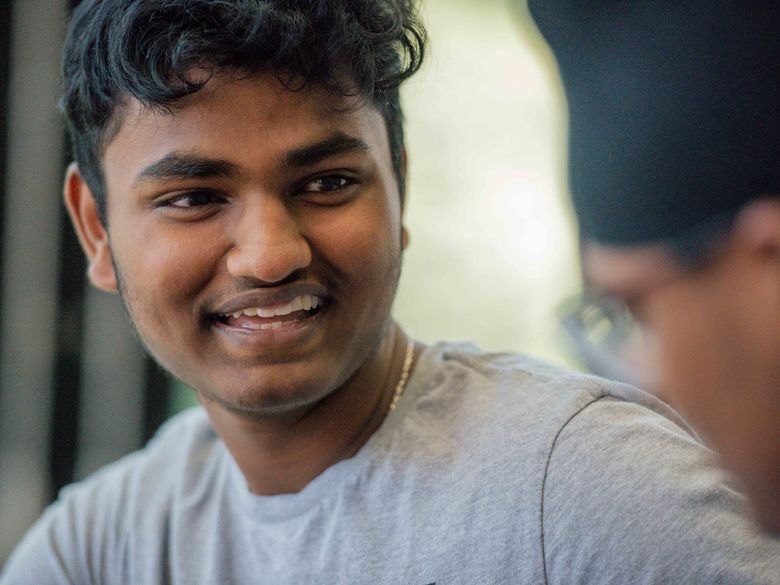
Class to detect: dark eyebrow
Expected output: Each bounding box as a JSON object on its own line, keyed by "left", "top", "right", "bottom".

{"left": 282, "top": 132, "right": 370, "bottom": 169}
{"left": 132, "top": 154, "right": 239, "bottom": 186}
{"left": 132, "top": 133, "right": 368, "bottom": 187}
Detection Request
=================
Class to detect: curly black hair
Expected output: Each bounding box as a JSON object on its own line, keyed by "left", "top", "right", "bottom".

{"left": 61, "top": 0, "right": 427, "bottom": 224}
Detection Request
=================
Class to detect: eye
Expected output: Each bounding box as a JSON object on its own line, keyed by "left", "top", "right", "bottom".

{"left": 160, "top": 190, "right": 225, "bottom": 209}
{"left": 300, "top": 175, "right": 357, "bottom": 194}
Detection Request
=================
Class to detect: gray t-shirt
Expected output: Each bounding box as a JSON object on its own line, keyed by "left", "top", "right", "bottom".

{"left": 2, "top": 342, "right": 779, "bottom": 584}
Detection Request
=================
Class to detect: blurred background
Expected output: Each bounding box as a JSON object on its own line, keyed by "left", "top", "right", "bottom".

{"left": 0, "top": 0, "right": 580, "bottom": 563}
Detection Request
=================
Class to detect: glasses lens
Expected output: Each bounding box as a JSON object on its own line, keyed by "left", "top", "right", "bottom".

{"left": 574, "top": 296, "right": 636, "bottom": 348}
{"left": 560, "top": 294, "right": 643, "bottom": 386}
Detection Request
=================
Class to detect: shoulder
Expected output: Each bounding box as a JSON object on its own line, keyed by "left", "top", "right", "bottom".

{"left": 413, "top": 344, "right": 780, "bottom": 582}
{"left": 1, "top": 407, "right": 223, "bottom": 584}
{"left": 541, "top": 395, "right": 780, "bottom": 583}
{"left": 398, "top": 341, "right": 695, "bottom": 508}
{"left": 62, "top": 406, "right": 221, "bottom": 528}
{"left": 411, "top": 340, "right": 689, "bottom": 439}
{"left": 72, "top": 406, "right": 220, "bottom": 502}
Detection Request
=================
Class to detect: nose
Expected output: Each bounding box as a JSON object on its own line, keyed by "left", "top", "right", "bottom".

{"left": 226, "top": 196, "right": 312, "bottom": 283}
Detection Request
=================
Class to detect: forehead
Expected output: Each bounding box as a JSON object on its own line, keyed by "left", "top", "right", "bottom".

{"left": 101, "top": 73, "right": 390, "bottom": 184}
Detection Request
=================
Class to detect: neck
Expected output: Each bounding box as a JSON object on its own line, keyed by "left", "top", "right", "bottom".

{"left": 201, "top": 323, "right": 416, "bottom": 495}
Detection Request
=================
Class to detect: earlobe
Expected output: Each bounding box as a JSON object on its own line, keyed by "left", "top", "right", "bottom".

{"left": 402, "top": 226, "right": 410, "bottom": 250}
{"left": 63, "top": 163, "right": 118, "bottom": 292}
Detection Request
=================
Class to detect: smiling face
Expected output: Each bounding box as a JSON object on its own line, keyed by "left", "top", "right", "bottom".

{"left": 583, "top": 221, "right": 780, "bottom": 533}
{"left": 66, "top": 73, "right": 406, "bottom": 415}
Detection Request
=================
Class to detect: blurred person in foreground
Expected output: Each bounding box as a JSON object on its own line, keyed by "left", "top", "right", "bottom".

{"left": 2, "top": 1, "right": 780, "bottom": 583}
{"left": 530, "top": 1, "right": 780, "bottom": 534}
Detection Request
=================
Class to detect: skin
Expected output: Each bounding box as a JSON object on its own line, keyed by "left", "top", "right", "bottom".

{"left": 582, "top": 198, "right": 780, "bottom": 533}
{"left": 64, "top": 72, "right": 420, "bottom": 495}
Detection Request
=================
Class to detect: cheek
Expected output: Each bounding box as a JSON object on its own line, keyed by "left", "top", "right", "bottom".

{"left": 649, "top": 277, "right": 775, "bottom": 451}
{"left": 646, "top": 285, "right": 731, "bottom": 426}
{"left": 309, "top": 198, "right": 402, "bottom": 281}
{"left": 112, "top": 225, "right": 224, "bottom": 318}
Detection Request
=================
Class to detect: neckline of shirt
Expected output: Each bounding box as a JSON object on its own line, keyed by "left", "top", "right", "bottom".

{"left": 227, "top": 342, "right": 444, "bottom": 522}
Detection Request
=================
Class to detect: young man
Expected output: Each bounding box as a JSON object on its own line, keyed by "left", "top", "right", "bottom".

{"left": 529, "top": 1, "right": 780, "bottom": 534}
{"left": 2, "top": 1, "right": 780, "bottom": 583}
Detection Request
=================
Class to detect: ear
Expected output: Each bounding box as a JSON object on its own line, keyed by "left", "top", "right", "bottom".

{"left": 63, "top": 163, "right": 118, "bottom": 292}
{"left": 726, "top": 197, "right": 780, "bottom": 316}
{"left": 731, "top": 197, "right": 780, "bottom": 265}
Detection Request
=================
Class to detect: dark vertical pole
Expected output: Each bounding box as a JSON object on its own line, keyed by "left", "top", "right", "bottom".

{"left": 46, "top": 0, "right": 87, "bottom": 499}
{"left": 48, "top": 210, "right": 86, "bottom": 496}
{"left": 143, "top": 359, "right": 171, "bottom": 441}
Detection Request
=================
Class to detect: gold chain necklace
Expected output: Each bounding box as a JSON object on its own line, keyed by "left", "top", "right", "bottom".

{"left": 388, "top": 338, "right": 416, "bottom": 412}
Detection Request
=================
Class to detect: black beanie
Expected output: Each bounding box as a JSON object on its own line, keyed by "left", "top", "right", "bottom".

{"left": 528, "top": 1, "right": 780, "bottom": 246}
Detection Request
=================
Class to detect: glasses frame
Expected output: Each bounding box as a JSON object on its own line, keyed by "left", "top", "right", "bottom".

{"left": 560, "top": 208, "right": 739, "bottom": 387}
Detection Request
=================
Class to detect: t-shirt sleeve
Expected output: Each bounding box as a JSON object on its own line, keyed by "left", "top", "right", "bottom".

{"left": 541, "top": 396, "right": 780, "bottom": 585}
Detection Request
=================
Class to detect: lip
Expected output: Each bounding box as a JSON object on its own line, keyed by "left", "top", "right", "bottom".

{"left": 212, "top": 302, "right": 325, "bottom": 348}
{"left": 208, "top": 282, "right": 329, "bottom": 349}
{"left": 211, "top": 282, "right": 328, "bottom": 316}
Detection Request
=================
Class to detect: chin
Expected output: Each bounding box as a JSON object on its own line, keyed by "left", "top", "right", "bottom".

{"left": 199, "top": 374, "right": 334, "bottom": 418}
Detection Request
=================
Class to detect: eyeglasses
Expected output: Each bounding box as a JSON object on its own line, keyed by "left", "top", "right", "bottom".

{"left": 559, "top": 293, "right": 646, "bottom": 388}
{"left": 561, "top": 216, "right": 737, "bottom": 389}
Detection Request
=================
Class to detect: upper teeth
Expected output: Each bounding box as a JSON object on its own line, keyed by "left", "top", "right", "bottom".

{"left": 227, "top": 294, "right": 322, "bottom": 319}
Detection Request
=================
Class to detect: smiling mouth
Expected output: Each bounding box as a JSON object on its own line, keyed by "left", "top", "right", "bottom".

{"left": 215, "top": 294, "right": 324, "bottom": 331}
